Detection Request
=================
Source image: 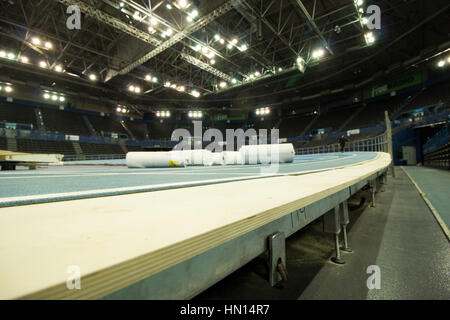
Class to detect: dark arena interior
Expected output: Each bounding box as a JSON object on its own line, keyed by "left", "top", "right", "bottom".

{"left": 0, "top": 0, "right": 449, "bottom": 304}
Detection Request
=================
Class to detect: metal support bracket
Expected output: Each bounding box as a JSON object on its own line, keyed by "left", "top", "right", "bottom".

{"left": 380, "top": 174, "right": 387, "bottom": 192}
{"left": 323, "top": 207, "right": 345, "bottom": 264}
{"left": 268, "top": 232, "right": 287, "bottom": 287}
{"left": 339, "top": 201, "right": 352, "bottom": 253}
{"left": 370, "top": 180, "right": 376, "bottom": 207}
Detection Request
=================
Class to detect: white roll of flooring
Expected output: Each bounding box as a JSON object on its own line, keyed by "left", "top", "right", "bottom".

{"left": 211, "top": 152, "right": 224, "bottom": 166}
{"left": 222, "top": 151, "right": 243, "bottom": 165}
{"left": 171, "top": 150, "right": 214, "bottom": 166}
{"left": 126, "top": 151, "right": 186, "bottom": 168}
{"left": 239, "top": 143, "right": 295, "bottom": 165}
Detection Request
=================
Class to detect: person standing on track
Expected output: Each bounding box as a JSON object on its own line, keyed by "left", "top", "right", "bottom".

{"left": 338, "top": 135, "right": 348, "bottom": 153}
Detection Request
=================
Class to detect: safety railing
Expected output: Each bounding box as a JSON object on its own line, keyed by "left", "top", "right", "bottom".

{"left": 295, "top": 132, "right": 389, "bottom": 155}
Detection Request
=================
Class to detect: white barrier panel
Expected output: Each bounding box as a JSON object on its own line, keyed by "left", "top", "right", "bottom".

{"left": 222, "top": 151, "right": 243, "bottom": 165}
{"left": 126, "top": 152, "right": 186, "bottom": 168}
{"left": 239, "top": 144, "right": 295, "bottom": 165}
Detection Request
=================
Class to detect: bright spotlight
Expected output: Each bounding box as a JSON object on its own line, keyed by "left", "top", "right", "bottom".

{"left": 145, "top": 75, "right": 152, "bottom": 81}
{"left": 231, "top": 78, "right": 237, "bottom": 84}
{"left": 0, "top": 51, "right": 5, "bottom": 58}
{"left": 7, "top": 52, "right": 15, "bottom": 60}
{"left": 364, "top": 32, "right": 375, "bottom": 45}
{"left": 44, "top": 42, "right": 53, "bottom": 49}
{"left": 152, "top": 77, "right": 158, "bottom": 83}
{"left": 31, "top": 37, "right": 41, "bottom": 45}
{"left": 52, "top": 95, "right": 58, "bottom": 101}
{"left": 150, "top": 17, "right": 158, "bottom": 25}
{"left": 89, "top": 74, "right": 97, "bottom": 81}
{"left": 312, "top": 48, "right": 325, "bottom": 59}
{"left": 219, "top": 81, "right": 227, "bottom": 88}
{"left": 20, "top": 56, "right": 29, "bottom": 63}
{"left": 59, "top": 96, "right": 65, "bottom": 102}
{"left": 239, "top": 44, "right": 248, "bottom": 51}
{"left": 129, "top": 85, "right": 135, "bottom": 91}
{"left": 39, "top": 61, "right": 47, "bottom": 68}
{"left": 210, "top": 59, "right": 216, "bottom": 65}
{"left": 178, "top": 0, "right": 188, "bottom": 9}
{"left": 55, "top": 65, "right": 63, "bottom": 72}
{"left": 437, "top": 60, "right": 445, "bottom": 68}
{"left": 4, "top": 86, "right": 12, "bottom": 93}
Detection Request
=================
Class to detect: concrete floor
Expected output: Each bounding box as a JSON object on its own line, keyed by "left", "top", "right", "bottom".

{"left": 195, "top": 168, "right": 450, "bottom": 300}
{"left": 402, "top": 166, "right": 450, "bottom": 228}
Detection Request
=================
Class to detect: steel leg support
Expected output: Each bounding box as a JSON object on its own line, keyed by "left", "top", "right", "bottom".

{"left": 268, "top": 232, "right": 287, "bottom": 287}
{"left": 370, "top": 180, "right": 376, "bottom": 207}
{"left": 324, "top": 207, "right": 345, "bottom": 264}
{"left": 339, "top": 201, "right": 352, "bottom": 252}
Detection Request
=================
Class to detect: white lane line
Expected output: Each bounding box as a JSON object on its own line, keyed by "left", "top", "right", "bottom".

{"left": 0, "top": 172, "right": 258, "bottom": 180}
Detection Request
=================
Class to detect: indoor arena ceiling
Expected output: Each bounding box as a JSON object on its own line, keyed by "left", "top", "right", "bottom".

{"left": 0, "top": 0, "right": 449, "bottom": 110}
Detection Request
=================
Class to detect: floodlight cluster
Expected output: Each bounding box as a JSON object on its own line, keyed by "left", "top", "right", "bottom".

{"left": 354, "top": 0, "right": 377, "bottom": 45}
{"left": 188, "top": 111, "right": 203, "bottom": 118}
{"left": 0, "top": 48, "right": 99, "bottom": 82}
{"left": 0, "top": 82, "right": 13, "bottom": 93}
{"left": 42, "top": 91, "right": 66, "bottom": 102}
{"left": 437, "top": 56, "right": 450, "bottom": 68}
{"left": 255, "top": 107, "right": 270, "bottom": 116}
{"left": 128, "top": 85, "right": 142, "bottom": 94}
{"left": 116, "top": 105, "right": 130, "bottom": 113}
{"left": 145, "top": 74, "right": 158, "bottom": 83}
{"left": 156, "top": 110, "right": 171, "bottom": 118}
{"left": 30, "top": 37, "right": 53, "bottom": 50}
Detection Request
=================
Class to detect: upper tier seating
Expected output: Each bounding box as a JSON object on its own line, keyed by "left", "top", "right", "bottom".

{"left": 41, "top": 108, "right": 90, "bottom": 136}
{"left": 87, "top": 115, "right": 128, "bottom": 136}
{"left": 0, "top": 102, "right": 37, "bottom": 127}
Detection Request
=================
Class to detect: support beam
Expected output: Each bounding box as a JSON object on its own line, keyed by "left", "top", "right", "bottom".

{"left": 55, "top": 0, "right": 235, "bottom": 85}
{"left": 180, "top": 53, "right": 235, "bottom": 83}
{"left": 118, "top": 0, "right": 237, "bottom": 76}
{"left": 292, "top": 0, "right": 333, "bottom": 55}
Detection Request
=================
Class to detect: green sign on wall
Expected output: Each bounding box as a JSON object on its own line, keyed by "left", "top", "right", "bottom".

{"left": 365, "top": 72, "right": 422, "bottom": 99}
